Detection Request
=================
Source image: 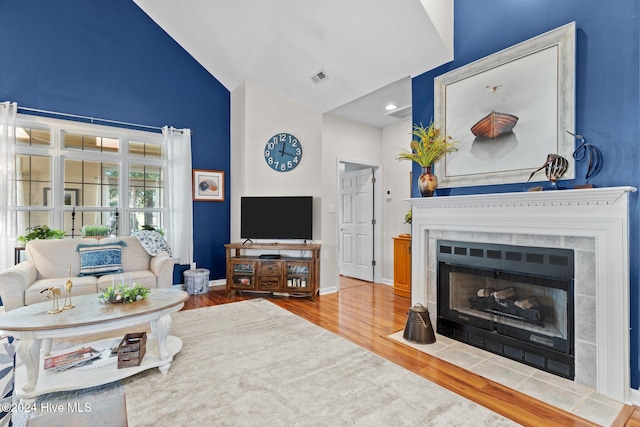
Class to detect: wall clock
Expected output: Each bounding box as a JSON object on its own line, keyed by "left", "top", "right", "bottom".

{"left": 264, "top": 132, "right": 302, "bottom": 172}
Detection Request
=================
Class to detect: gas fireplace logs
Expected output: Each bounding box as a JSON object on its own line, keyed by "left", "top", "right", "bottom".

{"left": 514, "top": 296, "right": 539, "bottom": 310}
{"left": 476, "top": 288, "right": 495, "bottom": 297}
{"left": 491, "top": 287, "right": 516, "bottom": 300}
{"left": 469, "top": 287, "right": 550, "bottom": 326}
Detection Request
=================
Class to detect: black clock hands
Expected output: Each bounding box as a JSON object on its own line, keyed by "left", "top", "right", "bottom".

{"left": 279, "top": 144, "right": 295, "bottom": 157}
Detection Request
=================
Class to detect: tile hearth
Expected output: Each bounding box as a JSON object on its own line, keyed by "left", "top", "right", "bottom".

{"left": 388, "top": 330, "right": 623, "bottom": 426}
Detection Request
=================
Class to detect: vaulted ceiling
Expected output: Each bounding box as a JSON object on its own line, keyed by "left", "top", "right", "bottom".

{"left": 134, "top": 0, "right": 454, "bottom": 128}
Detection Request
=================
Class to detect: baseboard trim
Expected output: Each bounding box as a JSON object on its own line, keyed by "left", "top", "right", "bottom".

{"left": 320, "top": 286, "right": 338, "bottom": 295}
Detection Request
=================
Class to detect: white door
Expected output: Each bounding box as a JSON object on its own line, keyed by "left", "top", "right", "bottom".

{"left": 339, "top": 168, "right": 374, "bottom": 281}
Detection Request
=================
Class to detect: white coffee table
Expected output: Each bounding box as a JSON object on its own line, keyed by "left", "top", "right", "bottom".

{"left": 0, "top": 288, "right": 188, "bottom": 399}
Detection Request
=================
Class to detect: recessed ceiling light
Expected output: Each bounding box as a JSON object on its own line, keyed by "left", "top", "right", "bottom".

{"left": 385, "top": 104, "right": 398, "bottom": 111}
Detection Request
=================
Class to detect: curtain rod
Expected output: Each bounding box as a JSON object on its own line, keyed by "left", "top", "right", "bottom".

{"left": 17, "top": 106, "right": 186, "bottom": 134}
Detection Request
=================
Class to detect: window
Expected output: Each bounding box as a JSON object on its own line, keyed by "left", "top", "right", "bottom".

{"left": 64, "top": 132, "right": 120, "bottom": 153}
{"left": 129, "top": 164, "right": 163, "bottom": 233}
{"left": 11, "top": 115, "right": 165, "bottom": 239}
{"left": 16, "top": 126, "right": 51, "bottom": 147}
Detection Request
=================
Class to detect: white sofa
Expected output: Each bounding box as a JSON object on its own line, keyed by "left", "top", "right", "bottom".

{"left": 0, "top": 236, "right": 174, "bottom": 311}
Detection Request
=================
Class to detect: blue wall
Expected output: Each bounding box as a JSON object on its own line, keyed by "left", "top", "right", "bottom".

{"left": 412, "top": 0, "right": 640, "bottom": 387}
{"left": 0, "top": 0, "right": 231, "bottom": 281}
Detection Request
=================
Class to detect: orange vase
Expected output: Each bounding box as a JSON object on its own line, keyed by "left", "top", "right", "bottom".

{"left": 418, "top": 165, "right": 438, "bottom": 197}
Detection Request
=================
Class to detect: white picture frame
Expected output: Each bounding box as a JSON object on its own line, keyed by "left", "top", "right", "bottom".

{"left": 434, "top": 22, "right": 576, "bottom": 187}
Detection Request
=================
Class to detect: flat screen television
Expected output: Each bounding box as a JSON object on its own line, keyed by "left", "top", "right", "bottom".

{"left": 241, "top": 196, "right": 313, "bottom": 240}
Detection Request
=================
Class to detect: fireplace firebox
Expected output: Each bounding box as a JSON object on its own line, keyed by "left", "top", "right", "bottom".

{"left": 437, "top": 240, "right": 575, "bottom": 379}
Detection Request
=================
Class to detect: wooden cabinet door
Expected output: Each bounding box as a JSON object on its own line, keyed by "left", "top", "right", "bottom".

{"left": 393, "top": 235, "right": 411, "bottom": 298}
{"left": 230, "top": 260, "right": 256, "bottom": 290}
{"left": 285, "top": 261, "right": 311, "bottom": 290}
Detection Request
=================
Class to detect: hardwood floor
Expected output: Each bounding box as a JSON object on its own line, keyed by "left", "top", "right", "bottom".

{"left": 183, "top": 278, "right": 636, "bottom": 426}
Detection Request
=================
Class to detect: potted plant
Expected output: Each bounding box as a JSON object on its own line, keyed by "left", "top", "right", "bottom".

{"left": 17, "top": 225, "right": 66, "bottom": 245}
{"left": 397, "top": 120, "right": 458, "bottom": 197}
{"left": 81, "top": 225, "right": 111, "bottom": 238}
{"left": 404, "top": 208, "right": 412, "bottom": 225}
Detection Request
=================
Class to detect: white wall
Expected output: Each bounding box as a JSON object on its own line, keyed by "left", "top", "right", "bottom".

{"left": 230, "top": 82, "right": 246, "bottom": 242}
{"left": 230, "top": 81, "right": 323, "bottom": 243}
{"left": 320, "top": 115, "right": 383, "bottom": 292}
{"left": 381, "top": 120, "right": 412, "bottom": 284}
{"left": 231, "top": 81, "right": 412, "bottom": 294}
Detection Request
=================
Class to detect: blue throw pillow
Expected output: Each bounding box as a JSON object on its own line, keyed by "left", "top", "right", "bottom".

{"left": 76, "top": 241, "right": 127, "bottom": 277}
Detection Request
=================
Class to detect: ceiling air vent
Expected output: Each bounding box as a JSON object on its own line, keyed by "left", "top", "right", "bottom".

{"left": 310, "top": 69, "right": 329, "bottom": 85}
{"left": 385, "top": 105, "right": 412, "bottom": 120}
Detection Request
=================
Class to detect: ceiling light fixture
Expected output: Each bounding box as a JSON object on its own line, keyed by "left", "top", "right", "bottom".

{"left": 385, "top": 104, "right": 398, "bottom": 111}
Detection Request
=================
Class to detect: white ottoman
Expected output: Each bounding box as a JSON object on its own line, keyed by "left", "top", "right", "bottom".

{"left": 183, "top": 268, "right": 210, "bottom": 295}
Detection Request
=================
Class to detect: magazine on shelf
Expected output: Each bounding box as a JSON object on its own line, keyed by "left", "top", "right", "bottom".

{"left": 288, "top": 266, "right": 308, "bottom": 274}
{"left": 44, "top": 347, "right": 103, "bottom": 371}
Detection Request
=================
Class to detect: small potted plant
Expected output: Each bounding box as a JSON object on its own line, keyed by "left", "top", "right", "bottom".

{"left": 81, "top": 225, "right": 111, "bottom": 238}
{"left": 404, "top": 208, "right": 412, "bottom": 225}
{"left": 397, "top": 120, "right": 458, "bottom": 197}
{"left": 18, "top": 225, "right": 66, "bottom": 245}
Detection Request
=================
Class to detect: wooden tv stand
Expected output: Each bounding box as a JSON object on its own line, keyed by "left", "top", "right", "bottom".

{"left": 225, "top": 242, "right": 320, "bottom": 301}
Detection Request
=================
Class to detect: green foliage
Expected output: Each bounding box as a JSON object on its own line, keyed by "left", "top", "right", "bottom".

{"left": 404, "top": 209, "right": 412, "bottom": 225}
{"left": 104, "top": 169, "right": 119, "bottom": 178}
{"left": 397, "top": 121, "right": 458, "bottom": 167}
{"left": 99, "top": 283, "right": 150, "bottom": 304}
{"left": 81, "top": 225, "right": 111, "bottom": 236}
{"left": 18, "top": 225, "right": 66, "bottom": 244}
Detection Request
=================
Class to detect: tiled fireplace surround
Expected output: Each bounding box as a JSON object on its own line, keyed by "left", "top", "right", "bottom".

{"left": 408, "top": 186, "right": 636, "bottom": 403}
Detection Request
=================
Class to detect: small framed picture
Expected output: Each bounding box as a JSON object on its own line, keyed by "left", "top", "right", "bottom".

{"left": 192, "top": 169, "right": 224, "bottom": 202}
{"left": 43, "top": 188, "right": 79, "bottom": 206}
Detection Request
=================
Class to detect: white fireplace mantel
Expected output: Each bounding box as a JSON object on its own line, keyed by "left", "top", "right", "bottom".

{"left": 408, "top": 186, "right": 636, "bottom": 403}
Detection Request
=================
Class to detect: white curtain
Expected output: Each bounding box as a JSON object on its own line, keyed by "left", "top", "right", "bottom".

{"left": 163, "top": 126, "right": 193, "bottom": 265}
{"left": 0, "top": 102, "right": 17, "bottom": 271}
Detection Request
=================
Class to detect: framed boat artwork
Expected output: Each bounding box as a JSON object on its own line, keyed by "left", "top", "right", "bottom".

{"left": 434, "top": 22, "right": 576, "bottom": 187}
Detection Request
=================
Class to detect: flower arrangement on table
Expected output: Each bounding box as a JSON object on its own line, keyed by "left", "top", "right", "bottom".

{"left": 99, "top": 283, "right": 150, "bottom": 304}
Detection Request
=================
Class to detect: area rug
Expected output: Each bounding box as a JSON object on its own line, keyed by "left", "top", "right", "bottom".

{"left": 123, "top": 299, "right": 518, "bottom": 426}
{"left": 17, "top": 299, "right": 519, "bottom": 426}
